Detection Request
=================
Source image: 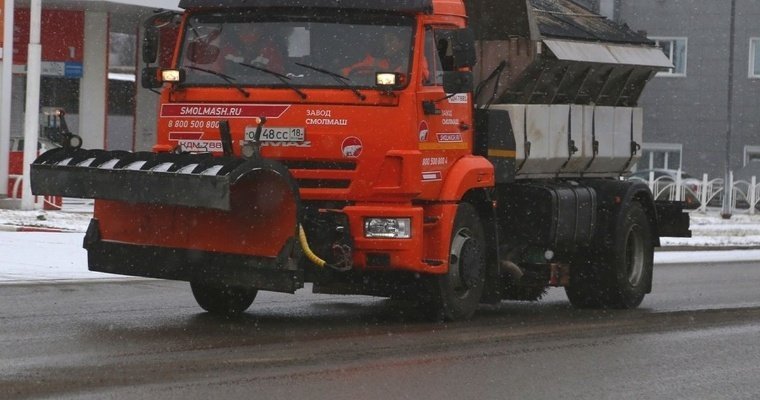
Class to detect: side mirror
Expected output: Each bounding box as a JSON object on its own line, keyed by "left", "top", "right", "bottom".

{"left": 143, "top": 26, "right": 159, "bottom": 64}
{"left": 186, "top": 41, "right": 220, "bottom": 65}
{"left": 451, "top": 28, "right": 477, "bottom": 68}
{"left": 141, "top": 67, "right": 162, "bottom": 89}
{"left": 142, "top": 10, "right": 180, "bottom": 65}
{"left": 442, "top": 71, "right": 473, "bottom": 94}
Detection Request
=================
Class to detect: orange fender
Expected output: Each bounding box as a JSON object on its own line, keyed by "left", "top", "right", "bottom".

{"left": 438, "top": 155, "right": 494, "bottom": 201}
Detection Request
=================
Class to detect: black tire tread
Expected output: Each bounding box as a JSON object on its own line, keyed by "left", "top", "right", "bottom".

{"left": 565, "top": 202, "right": 653, "bottom": 309}
{"left": 425, "top": 203, "right": 487, "bottom": 321}
{"left": 190, "top": 282, "right": 257, "bottom": 316}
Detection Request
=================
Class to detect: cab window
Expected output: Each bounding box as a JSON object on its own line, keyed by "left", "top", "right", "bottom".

{"left": 423, "top": 27, "right": 456, "bottom": 86}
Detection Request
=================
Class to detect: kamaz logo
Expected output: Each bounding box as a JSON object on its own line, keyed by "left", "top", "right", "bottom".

{"left": 178, "top": 140, "right": 223, "bottom": 153}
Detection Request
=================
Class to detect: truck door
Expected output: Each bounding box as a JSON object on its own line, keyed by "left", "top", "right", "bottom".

{"left": 417, "top": 26, "right": 472, "bottom": 199}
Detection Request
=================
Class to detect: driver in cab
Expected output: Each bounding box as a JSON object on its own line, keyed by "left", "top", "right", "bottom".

{"left": 342, "top": 31, "right": 408, "bottom": 77}
{"left": 342, "top": 31, "right": 428, "bottom": 83}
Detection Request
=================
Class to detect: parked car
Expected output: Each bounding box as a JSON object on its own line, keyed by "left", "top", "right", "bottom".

{"left": 628, "top": 169, "right": 701, "bottom": 209}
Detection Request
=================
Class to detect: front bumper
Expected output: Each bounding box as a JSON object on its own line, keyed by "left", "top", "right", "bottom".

{"left": 341, "top": 204, "right": 449, "bottom": 273}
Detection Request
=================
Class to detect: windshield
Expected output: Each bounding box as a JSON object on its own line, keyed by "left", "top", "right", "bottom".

{"left": 178, "top": 12, "right": 415, "bottom": 88}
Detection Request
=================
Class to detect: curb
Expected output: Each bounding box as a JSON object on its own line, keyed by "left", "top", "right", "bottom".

{"left": 658, "top": 245, "right": 760, "bottom": 252}
{"left": 0, "top": 224, "right": 81, "bottom": 233}
{"left": 0, "top": 277, "right": 152, "bottom": 286}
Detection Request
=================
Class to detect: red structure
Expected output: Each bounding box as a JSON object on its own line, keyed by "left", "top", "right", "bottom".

{"left": 8, "top": 150, "right": 60, "bottom": 210}
{"left": 12, "top": 9, "right": 84, "bottom": 64}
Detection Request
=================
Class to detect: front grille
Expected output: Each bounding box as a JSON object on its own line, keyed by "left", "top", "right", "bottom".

{"left": 282, "top": 159, "right": 356, "bottom": 190}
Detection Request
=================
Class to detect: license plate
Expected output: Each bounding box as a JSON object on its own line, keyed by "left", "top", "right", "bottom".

{"left": 245, "top": 126, "right": 305, "bottom": 142}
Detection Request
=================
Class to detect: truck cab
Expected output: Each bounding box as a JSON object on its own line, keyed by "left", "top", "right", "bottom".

{"left": 156, "top": 0, "right": 481, "bottom": 200}
{"left": 145, "top": 0, "right": 489, "bottom": 276}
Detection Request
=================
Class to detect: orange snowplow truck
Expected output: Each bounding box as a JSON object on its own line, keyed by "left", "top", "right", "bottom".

{"left": 31, "top": 0, "right": 690, "bottom": 320}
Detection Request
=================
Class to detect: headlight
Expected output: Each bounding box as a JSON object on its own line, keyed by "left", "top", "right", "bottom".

{"left": 364, "top": 218, "right": 411, "bottom": 239}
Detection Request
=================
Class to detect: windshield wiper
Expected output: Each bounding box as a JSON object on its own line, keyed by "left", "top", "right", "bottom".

{"left": 185, "top": 66, "right": 250, "bottom": 97}
{"left": 238, "top": 62, "right": 308, "bottom": 100}
{"left": 295, "top": 62, "right": 366, "bottom": 101}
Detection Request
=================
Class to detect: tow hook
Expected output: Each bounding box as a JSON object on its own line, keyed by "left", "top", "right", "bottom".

{"left": 331, "top": 243, "right": 353, "bottom": 272}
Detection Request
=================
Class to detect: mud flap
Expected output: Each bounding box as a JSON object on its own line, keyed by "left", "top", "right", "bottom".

{"left": 654, "top": 200, "right": 692, "bottom": 238}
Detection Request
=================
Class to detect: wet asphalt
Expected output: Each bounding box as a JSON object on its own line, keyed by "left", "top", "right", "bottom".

{"left": 1, "top": 261, "right": 760, "bottom": 399}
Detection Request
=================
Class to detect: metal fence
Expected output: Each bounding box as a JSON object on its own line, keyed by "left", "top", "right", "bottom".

{"left": 629, "top": 171, "right": 760, "bottom": 214}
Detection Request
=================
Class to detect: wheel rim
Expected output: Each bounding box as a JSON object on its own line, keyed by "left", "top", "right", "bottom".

{"left": 625, "top": 225, "right": 645, "bottom": 286}
{"left": 449, "top": 227, "right": 479, "bottom": 299}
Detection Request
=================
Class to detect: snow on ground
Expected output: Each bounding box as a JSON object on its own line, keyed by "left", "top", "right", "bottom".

{"left": 661, "top": 212, "right": 760, "bottom": 248}
{"left": 0, "top": 209, "right": 92, "bottom": 232}
{"left": 0, "top": 200, "right": 759, "bottom": 283}
{"left": 0, "top": 231, "right": 117, "bottom": 282}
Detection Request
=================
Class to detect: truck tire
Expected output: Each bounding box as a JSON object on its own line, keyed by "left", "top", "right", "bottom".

{"left": 565, "top": 202, "right": 653, "bottom": 309}
{"left": 427, "top": 203, "right": 486, "bottom": 321}
{"left": 190, "top": 282, "right": 257, "bottom": 316}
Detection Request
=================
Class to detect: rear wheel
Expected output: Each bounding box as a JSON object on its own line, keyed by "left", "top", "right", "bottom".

{"left": 190, "top": 282, "right": 257, "bottom": 316}
{"left": 565, "top": 202, "right": 653, "bottom": 309}
{"left": 426, "top": 203, "right": 486, "bottom": 321}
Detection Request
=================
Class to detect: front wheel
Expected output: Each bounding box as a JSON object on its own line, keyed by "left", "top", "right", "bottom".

{"left": 566, "top": 202, "right": 653, "bottom": 309}
{"left": 190, "top": 282, "right": 257, "bottom": 316}
{"left": 426, "top": 203, "right": 486, "bottom": 321}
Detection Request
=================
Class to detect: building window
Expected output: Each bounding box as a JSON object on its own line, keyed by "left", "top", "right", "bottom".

{"left": 651, "top": 37, "right": 687, "bottom": 77}
{"left": 599, "top": 0, "right": 616, "bottom": 20}
{"left": 636, "top": 143, "right": 683, "bottom": 171}
{"left": 744, "top": 146, "right": 760, "bottom": 166}
{"left": 750, "top": 38, "right": 760, "bottom": 78}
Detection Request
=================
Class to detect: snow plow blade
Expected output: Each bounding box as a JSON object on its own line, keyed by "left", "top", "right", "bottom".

{"left": 32, "top": 148, "right": 306, "bottom": 292}
{"left": 30, "top": 147, "right": 294, "bottom": 211}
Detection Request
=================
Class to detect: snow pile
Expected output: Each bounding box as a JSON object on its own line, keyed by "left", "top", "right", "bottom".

{"left": 661, "top": 212, "right": 760, "bottom": 248}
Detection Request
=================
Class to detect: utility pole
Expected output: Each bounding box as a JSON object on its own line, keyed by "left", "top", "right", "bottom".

{"left": 0, "top": 0, "right": 14, "bottom": 199}
{"left": 721, "top": 0, "right": 737, "bottom": 219}
{"left": 21, "top": 0, "right": 41, "bottom": 210}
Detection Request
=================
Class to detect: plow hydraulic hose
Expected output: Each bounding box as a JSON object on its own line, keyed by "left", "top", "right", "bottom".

{"left": 299, "top": 224, "right": 328, "bottom": 268}
{"left": 298, "top": 224, "right": 352, "bottom": 272}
